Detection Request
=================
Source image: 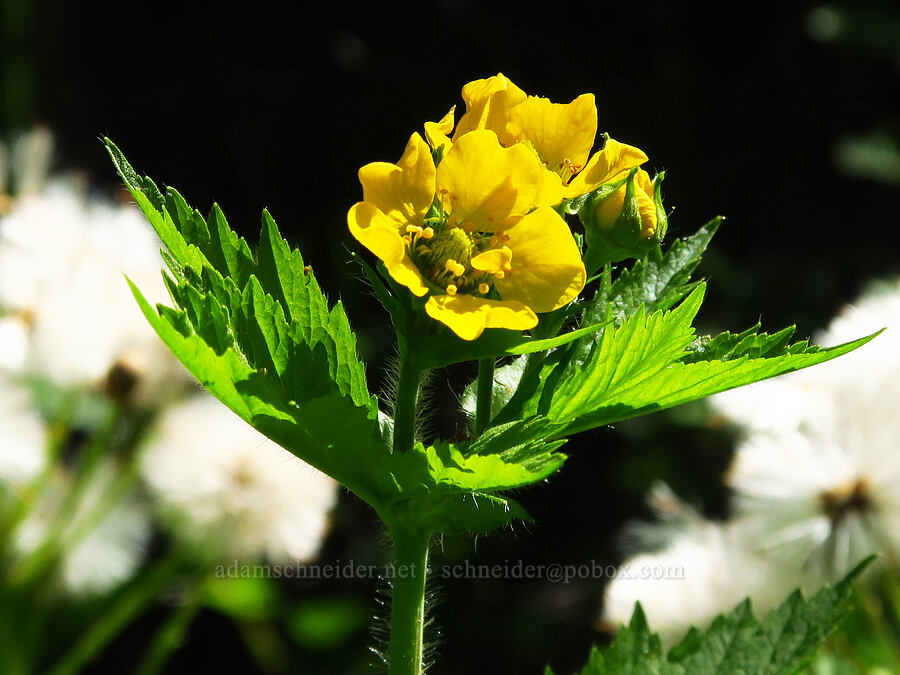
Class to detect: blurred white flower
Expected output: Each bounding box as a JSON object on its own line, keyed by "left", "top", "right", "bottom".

{"left": 602, "top": 486, "right": 795, "bottom": 646}
{"left": 728, "top": 380, "right": 900, "bottom": 582}
{"left": 0, "top": 373, "right": 47, "bottom": 487}
{"left": 714, "top": 278, "right": 900, "bottom": 583}
{"left": 0, "top": 179, "right": 189, "bottom": 404}
{"left": 14, "top": 462, "right": 151, "bottom": 595}
{"left": 0, "top": 315, "right": 29, "bottom": 372}
{"left": 141, "top": 394, "right": 339, "bottom": 562}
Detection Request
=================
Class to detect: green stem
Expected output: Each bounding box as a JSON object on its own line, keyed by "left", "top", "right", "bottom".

{"left": 387, "top": 526, "right": 430, "bottom": 675}
{"left": 10, "top": 406, "right": 130, "bottom": 587}
{"left": 393, "top": 355, "right": 422, "bottom": 454}
{"left": 474, "top": 357, "right": 495, "bottom": 436}
{"left": 136, "top": 576, "right": 208, "bottom": 675}
{"left": 47, "top": 552, "right": 183, "bottom": 675}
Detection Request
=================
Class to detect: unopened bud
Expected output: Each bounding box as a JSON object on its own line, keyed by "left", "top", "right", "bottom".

{"left": 581, "top": 168, "right": 667, "bottom": 270}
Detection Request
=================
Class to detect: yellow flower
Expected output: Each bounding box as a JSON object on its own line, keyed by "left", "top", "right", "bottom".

{"left": 429, "top": 74, "right": 649, "bottom": 203}
{"left": 348, "top": 130, "right": 586, "bottom": 341}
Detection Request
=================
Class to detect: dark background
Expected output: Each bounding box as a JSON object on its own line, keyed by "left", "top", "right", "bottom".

{"left": 4, "top": 0, "right": 898, "bottom": 673}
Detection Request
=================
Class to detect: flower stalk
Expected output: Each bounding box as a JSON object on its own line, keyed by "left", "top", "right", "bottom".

{"left": 474, "top": 357, "right": 495, "bottom": 436}
{"left": 387, "top": 525, "right": 430, "bottom": 675}
{"left": 393, "top": 353, "right": 423, "bottom": 454}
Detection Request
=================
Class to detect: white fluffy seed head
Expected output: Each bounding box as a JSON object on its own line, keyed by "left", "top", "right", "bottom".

{"left": 141, "top": 394, "right": 339, "bottom": 562}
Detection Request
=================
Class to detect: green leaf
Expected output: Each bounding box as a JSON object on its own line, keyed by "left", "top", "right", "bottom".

{"left": 668, "top": 558, "right": 872, "bottom": 674}
{"left": 110, "top": 139, "right": 550, "bottom": 537}
{"left": 561, "top": 559, "right": 870, "bottom": 675}
{"left": 684, "top": 323, "right": 814, "bottom": 363}
{"left": 129, "top": 280, "right": 394, "bottom": 508}
{"left": 106, "top": 138, "right": 373, "bottom": 412}
{"left": 381, "top": 425, "right": 565, "bottom": 534}
{"left": 585, "top": 217, "right": 721, "bottom": 328}
{"left": 494, "top": 284, "right": 878, "bottom": 438}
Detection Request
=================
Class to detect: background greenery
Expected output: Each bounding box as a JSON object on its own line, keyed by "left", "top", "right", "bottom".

{"left": 3, "top": 1, "right": 897, "bottom": 672}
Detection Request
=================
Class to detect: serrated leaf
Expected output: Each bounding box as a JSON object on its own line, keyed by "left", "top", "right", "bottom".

{"left": 668, "top": 558, "right": 871, "bottom": 674}
{"left": 566, "top": 560, "right": 871, "bottom": 675}
{"left": 129, "top": 280, "right": 395, "bottom": 508}
{"left": 391, "top": 436, "right": 565, "bottom": 496}
{"left": 111, "top": 139, "right": 547, "bottom": 537}
{"left": 585, "top": 217, "right": 721, "bottom": 328}
{"left": 106, "top": 138, "right": 373, "bottom": 413}
{"left": 684, "top": 323, "right": 821, "bottom": 363}
{"left": 494, "top": 285, "right": 878, "bottom": 438}
{"left": 399, "top": 491, "right": 532, "bottom": 536}
{"left": 381, "top": 427, "right": 565, "bottom": 534}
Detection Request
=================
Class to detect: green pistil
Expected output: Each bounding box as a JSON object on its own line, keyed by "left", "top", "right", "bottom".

{"left": 409, "top": 219, "right": 494, "bottom": 295}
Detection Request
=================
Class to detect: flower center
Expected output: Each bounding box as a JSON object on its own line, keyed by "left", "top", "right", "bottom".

{"left": 405, "top": 214, "right": 498, "bottom": 297}
{"left": 819, "top": 478, "right": 872, "bottom": 526}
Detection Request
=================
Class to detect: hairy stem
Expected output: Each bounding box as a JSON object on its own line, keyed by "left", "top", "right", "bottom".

{"left": 393, "top": 355, "right": 422, "bottom": 454}
{"left": 387, "top": 526, "right": 430, "bottom": 675}
{"left": 474, "top": 357, "right": 495, "bottom": 436}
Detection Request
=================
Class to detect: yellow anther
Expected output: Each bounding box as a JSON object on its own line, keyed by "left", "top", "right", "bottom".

{"left": 446, "top": 284, "right": 458, "bottom": 295}
{"left": 402, "top": 235, "right": 412, "bottom": 244}
{"left": 445, "top": 258, "right": 459, "bottom": 273}
{"left": 422, "top": 227, "right": 435, "bottom": 239}
{"left": 406, "top": 225, "right": 423, "bottom": 234}
{"left": 493, "top": 271, "right": 505, "bottom": 280}
{"left": 478, "top": 283, "right": 490, "bottom": 294}
{"left": 453, "top": 262, "right": 466, "bottom": 276}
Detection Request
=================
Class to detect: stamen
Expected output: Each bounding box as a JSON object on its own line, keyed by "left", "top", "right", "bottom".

{"left": 446, "top": 284, "right": 458, "bottom": 295}
{"left": 493, "top": 271, "right": 505, "bottom": 280}
{"left": 478, "top": 283, "right": 490, "bottom": 294}
{"left": 422, "top": 227, "right": 435, "bottom": 239}
{"left": 406, "top": 225, "right": 423, "bottom": 235}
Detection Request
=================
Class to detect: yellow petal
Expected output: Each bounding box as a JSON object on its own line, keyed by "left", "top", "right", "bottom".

{"left": 471, "top": 245, "right": 512, "bottom": 273}
{"left": 454, "top": 73, "right": 527, "bottom": 140}
{"left": 594, "top": 169, "right": 658, "bottom": 236}
{"left": 347, "top": 202, "right": 428, "bottom": 296}
{"left": 634, "top": 169, "right": 659, "bottom": 235}
{"left": 425, "top": 294, "right": 537, "bottom": 341}
{"left": 436, "top": 129, "right": 545, "bottom": 232}
{"left": 563, "top": 137, "right": 649, "bottom": 199}
{"left": 495, "top": 207, "right": 586, "bottom": 313}
{"left": 424, "top": 106, "right": 455, "bottom": 152}
{"left": 358, "top": 133, "right": 436, "bottom": 226}
{"left": 537, "top": 169, "right": 565, "bottom": 208}
{"left": 506, "top": 94, "right": 597, "bottom": 177}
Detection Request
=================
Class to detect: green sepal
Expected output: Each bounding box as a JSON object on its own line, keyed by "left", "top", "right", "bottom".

{"left": 586, "top": 216, "right": 721, "bottom": 328}
{"left": 580, "top": 169, "right": 666, "bottom": 273}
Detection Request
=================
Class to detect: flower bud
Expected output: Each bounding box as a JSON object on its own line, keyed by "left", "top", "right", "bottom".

{"left": 582, "top": 168, "right": 667, "bottom": 270}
